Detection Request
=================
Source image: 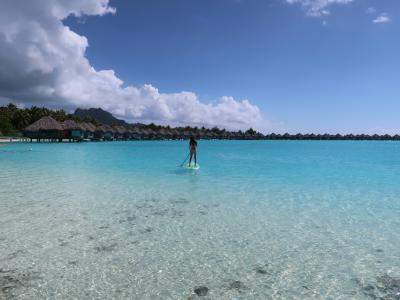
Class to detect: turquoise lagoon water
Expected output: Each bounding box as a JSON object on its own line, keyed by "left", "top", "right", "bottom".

{"left": 1, "top": 140, "right": 400, "bottom": 299}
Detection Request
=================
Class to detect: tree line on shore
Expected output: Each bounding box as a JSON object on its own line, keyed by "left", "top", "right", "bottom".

{"left": 263, "top": 133, "right": 400, "bottom": 141}
{"left": 0, "top": 103, "right": 99, "bottom": 135}
{"left": 1, "top": 103, "right": 400, "bottom": 141}
{"left": 0, "top": 103, "right": 259, "bottom": 138}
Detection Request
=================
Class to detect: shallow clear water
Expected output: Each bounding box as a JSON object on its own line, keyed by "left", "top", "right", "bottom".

{"left": 1, "top": 140, "right": 400, "bottom": 299}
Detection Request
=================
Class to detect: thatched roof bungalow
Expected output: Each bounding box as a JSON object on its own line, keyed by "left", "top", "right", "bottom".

{"left": 157, "top": 128, "right": 172, "bottom": 140}
{"left": 22, "top": 116, "right": 257, "bottom": 142}
{"left": 80, "top": 122, "right": 96, "bottom": 139}
{"left": 61, "top": 120, "right": 83, "bottom": 141}
{"left": 231, "top": 131, "right": 243, "bottom": 140}
{"left": 244, "top": 132, "right": 256, "bottom": 140}
{"left": 164, "top": 129, "right": 174, "bottom": 140}
{"left": 103, "top": 125, "right": 115, "bottom": 140}
{"left": 183, "top": 131, "right": 191, "bottom": 139}
{"left": 146, "top": 128, "right": 156, "bottom": 140}
{"left": 225, "top": 131, "right": 234, "bottom": 139}
{"left": 122, "top": 127, "right": 133, "bottom": 140}
{"left": 170, "top": 129, "right": 180, "bottom": 140}
{"left": 138, "top": 128, "right": 149, "bottom": 140}
{"left": 94, "top": 124, "right": 114, "bottom": 141}
{"left": 191, "top": 131, "right": 198, "bottom": 139}
{"left": 205, "top": 131, "right": 215, "bottom": 140}
{"left": 130, "top": 127, "right": 141, "bottom": 140}
{"left": 84, "top": 123, "right": 97, "bottom": 132}
{"left": 195, "top": 130, "right": 204, "bottom": 140}
{"left": 156, "top": 128, "right": 165, "bottom": 139}
{"left": 24, "top": 116, "right": 63, "bottom": 141}
{"left": 113, "top": 126, "right": 126, "bottom": 140}
{"left": 94, "top": 126, "right": 103, "bottom": 140}
{"left": 222, "top": 131, "right": 230, "bottom": 140}
{"left": 214, "top": 132, "right": 222, "bottom": 139}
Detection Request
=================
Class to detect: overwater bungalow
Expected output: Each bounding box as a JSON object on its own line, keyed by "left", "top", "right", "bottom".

{"left": 244, "top": 132, "right": 256, "bottom": 140}
{"left": 221, "top": 131, "right": 230, "bottom": 140}
{"left": 234, "top": 131, "right": 244, "bottom": 140}
{"left": 103, "top": 125, "right": 115, "bottom": 140}
{"left": 182, "top": 131, "right": 190, "bottom": 140}
{"left": 169, "top": 129, "right": 179, "bottom": 140}
{"left": 164, "top": 129, "right": 174, "bottom": 140}
{"left": 152, "top": 128, "right": 161, "bottom": 139}
{"left": 226, "top": 131, "right": 234, "bottom": 140}
{"left": 94, "top": 125, "right": 105, "bottom": 140}
{"left": 138, "top": 128, "right": 148, "bottom": 140}
{"left": 80, "top": 122, "right": 96, "bottom": 140}
{"left": 61, "top": 120, "right": 83, "bottom": 141}
{"left": 113, "top": 126, "right": 126, "bottom": 140}
{"left": 157, "top": 128, "right": 172, "bottom": 140}
{"left": 197, "top": 130, "right": 205, "bottom": 139}
{"left": 94, "top": 124, "right": 114, "bottom": 141}
{"left": 188, "top": 130, "right": 197, "bottom": 139}
{"left": 201, "top": 131, "right": 208, "bottom": 139}
{"left": 225, "top": 131, "right": 232, "bottom": 139}
{"left": 123, "top": 127, "right": 133, "bottom": 140}
{"left": 129, "top": 127, "right": 141, "bottom": 140}
{"left": 195, "top": 131, "right": 202, "bottom": 139}
{"left": 24, "top": 116, "right": 63, "bottom": 142}
{"left": 156, "top": 128, "right": 165, "bottom": 140}
{"left": 191, "top": 130, "right": 199, "bottom": 139}
{"left": 21, "top": 115, "right": 263, "bottom": 142}
{"left": 146, "top": 128, "right": 156, "bottom": 140}
{"left": 206, "top": 131, "right": 215, "bottom": 140}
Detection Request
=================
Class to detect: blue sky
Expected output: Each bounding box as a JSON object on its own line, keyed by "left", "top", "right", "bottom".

{"left": 1, "top": 0, "right": 399, "bottom": 133}
{"left": 63, "top": 0, "right": 399, "bottom": 133}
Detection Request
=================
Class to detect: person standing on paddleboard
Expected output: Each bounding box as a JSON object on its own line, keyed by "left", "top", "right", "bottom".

{"left": 189, "top": 136, "right": 197, "bottom": 166}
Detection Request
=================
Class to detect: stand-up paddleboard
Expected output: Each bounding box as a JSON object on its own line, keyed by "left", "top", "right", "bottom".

{"left": 186, "top": 163, "right": 200, "bottom": 170}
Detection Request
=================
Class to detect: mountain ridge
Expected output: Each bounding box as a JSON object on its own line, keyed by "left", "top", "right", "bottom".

{"left": 73, "top": 108, "right": 144, "bottom": 127}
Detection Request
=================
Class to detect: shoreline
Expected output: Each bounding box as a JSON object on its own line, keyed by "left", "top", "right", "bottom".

{"left": 2, "top": 138, "right": 400, "bottom": 144}
{"left": 0, "top": 137, "right": 29, "bottom": 143}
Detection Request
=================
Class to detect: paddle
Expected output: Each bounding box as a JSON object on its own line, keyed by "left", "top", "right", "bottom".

{"left": 179, "top": 153, "right": 190, "bottom": 167}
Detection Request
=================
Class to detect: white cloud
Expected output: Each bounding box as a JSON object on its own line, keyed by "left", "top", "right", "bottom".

{"left": 0, "top": 0, "right": 264, "bottom": 131}
{"left": 285, "top": 0, "right": 353, "bottom": 16}
{"left": 366, "top": 7, "right": 377, "bottom": 14}
{"left": 373, "top": 13, "right": 391, "bottom": 24}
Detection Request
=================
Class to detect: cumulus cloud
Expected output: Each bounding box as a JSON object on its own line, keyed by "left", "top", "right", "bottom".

{"left": 373, "top": 13, "right": 391, "bottom": 24}
{"left": 285, "top": 0, "right": 353, "bottom": 16}
{"left": 0, "top": 0, "right": 264, "bottom": 130}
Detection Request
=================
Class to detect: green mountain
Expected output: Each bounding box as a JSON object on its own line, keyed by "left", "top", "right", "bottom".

{"left": 73, "top": 108, "right": 128, "bottom": 126}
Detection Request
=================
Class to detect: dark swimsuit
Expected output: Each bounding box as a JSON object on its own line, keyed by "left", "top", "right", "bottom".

{"left": 190, "top": 141, "right": 197, "bottom": 153}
